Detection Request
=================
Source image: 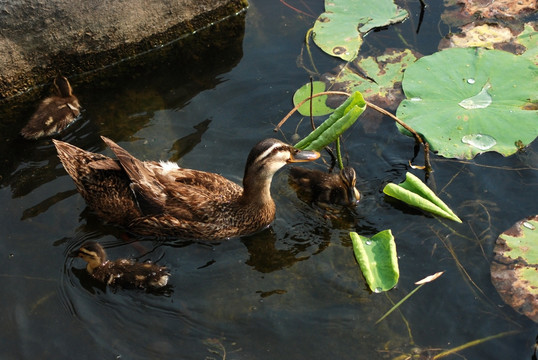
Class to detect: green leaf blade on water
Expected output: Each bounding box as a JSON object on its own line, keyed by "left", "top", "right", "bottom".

{"left": 399, "top": 172, "right": 461, "bottom": 222}
{"left": 383, "top": 173, "right": 462, "bottom": 223}
{"left": 295, "top": 91, "right": 366, "bottom": 151}
{"left": 350, "top": 230, "right": 399, "bottom": 293}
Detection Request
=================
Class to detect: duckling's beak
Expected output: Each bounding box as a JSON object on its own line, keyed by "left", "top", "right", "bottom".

{"left": 349, "top": 187, "right": 361, "bottom": 205}
{"left": 288, "top": 149, "right": 320, "bottom": 163}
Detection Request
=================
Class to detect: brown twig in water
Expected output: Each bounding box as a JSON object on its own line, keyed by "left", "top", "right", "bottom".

{"left": 279, "top": 0, "right": 316, "bottom": 18}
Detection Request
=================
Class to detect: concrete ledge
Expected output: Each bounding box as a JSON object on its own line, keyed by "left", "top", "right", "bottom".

{"left": 0, "top": 0, "right": 248, "bottom": 100}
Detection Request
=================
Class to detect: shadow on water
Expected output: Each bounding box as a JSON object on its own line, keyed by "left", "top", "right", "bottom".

{"left": 0, "top": 12, "right": 246, "bottom": 218}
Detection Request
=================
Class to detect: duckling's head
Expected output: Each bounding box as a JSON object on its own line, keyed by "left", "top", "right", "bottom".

{"left": 243, "top": 139, "right": 320, "bottom": 187}
{"left": 53, "top": 75, "right": 74, "bottom": 98}
{"left": 71, "top": 241, "right": 107, "bottom": 274}
{"left": 339, "top": 167, "right": 361, "bottom": 205}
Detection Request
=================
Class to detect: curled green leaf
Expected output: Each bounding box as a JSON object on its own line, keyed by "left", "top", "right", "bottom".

{"left": 383, "top": 172, "right": 462, "bottom": 223}
{"left": 295, "top": 91, "right": 366, "bottom": 151}
{"left": 350, "top": 230, "right": 399, "bottom": 293}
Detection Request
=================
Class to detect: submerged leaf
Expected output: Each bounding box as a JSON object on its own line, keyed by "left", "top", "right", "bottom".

{"left": 350, "top": 230, "right": 399, "bottom": 292}
{"left": 396, "top": 47, "right": 538, "bottom": 159}
{"left": 383, "top": 172, "right": 462, "bottom": 223}
{"left": 295, "top": 91, "right": 366, "bottom": 151}
{"left": 312, "top": 0, "right": 408, "bottom": 61}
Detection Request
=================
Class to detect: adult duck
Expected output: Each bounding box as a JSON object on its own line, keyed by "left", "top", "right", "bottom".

{"left": 54, "top": 137, "right": 320, "bottom": 240}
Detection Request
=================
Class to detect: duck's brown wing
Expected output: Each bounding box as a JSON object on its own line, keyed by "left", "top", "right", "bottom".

{"left": 102, "top": 136, "right": 244, "bottom": 220}
{"left": 161, "top": 169, "right": 243, "bottom": 219}
{"left": 101, "top": 136, "right": 169, "bottom": 214}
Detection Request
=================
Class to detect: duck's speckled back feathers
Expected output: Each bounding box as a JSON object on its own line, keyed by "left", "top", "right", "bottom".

{"left": 54, "top": 137, "right": 320, "bottom": 240}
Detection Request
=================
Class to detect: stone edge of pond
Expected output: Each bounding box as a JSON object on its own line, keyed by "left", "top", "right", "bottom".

{"left": 0, "top": 0, "right": 249, "bottom": 100}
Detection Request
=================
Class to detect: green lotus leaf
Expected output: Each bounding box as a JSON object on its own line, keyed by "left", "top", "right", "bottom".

{"left": 312, "top": 0, "right": 408, "bottom": 61}
{"left": 516, "top": 23, "right": 538, "bottom": 65}
{"left": 396, "top": 47, "right": 538, "bottom": 159}
{"left": 350, "top": 230, "right": 399, "bottom": 293}
{"left": 295, "top": 91, "right": 366, "bottom": 151}
{"left": 491, "top": 215, "right": 538, "bottom": 323}
{"left": 292, "top": 81, "right": 334, "bottom": 116}
{"left": 383, "top": 172, "right": 462, "bottom": 223}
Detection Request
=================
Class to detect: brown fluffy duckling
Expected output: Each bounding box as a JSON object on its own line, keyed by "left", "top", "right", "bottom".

{"left": 289, "top": 166, "right": 361, "bottom": 206}
{"left": 53, "top": 137, "right": 320, "bottom": 240}
{"left": 21, "top": 75, "right": 81, "bottom": 139}
{"left": 71, "top": 241, "right": 170, "bottom": 289}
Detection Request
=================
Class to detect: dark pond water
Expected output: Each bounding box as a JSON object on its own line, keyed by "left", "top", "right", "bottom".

{"left": 1, "top": 1, "right": 537, "bottom": 359}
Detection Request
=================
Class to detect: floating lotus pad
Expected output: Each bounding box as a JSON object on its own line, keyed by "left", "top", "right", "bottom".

{"left": 292, "top": 81, "right": 334, "bottom": 117}
{"left": 491, "top": 215, "right": 538, "bottom": 323}
{"left": 312, "top": 0, "right": 408, "bottom": 61}
{"left": 517, "top": 23, "right": 538, "bottom": 65}
{"left": 396, "top": 47, "right": 538, "bottom": 159}
{"left": 456, "top": 0, "right": 536, "bottom": 19}
{"left": 293, "top": 49, "right": 418, "bottom": 113}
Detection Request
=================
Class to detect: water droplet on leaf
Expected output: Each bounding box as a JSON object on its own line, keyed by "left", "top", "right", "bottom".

{"left": 523, "top": 221, "right": 536, "bottom": 230}
{"left": 458, "top": 82, "right": 492, "bottom": 109}
{"left": 467, "top": 78, "right": 475, "bottom": 84}
{"left": 461, "top": 133, "right": 496, "bottom": 150}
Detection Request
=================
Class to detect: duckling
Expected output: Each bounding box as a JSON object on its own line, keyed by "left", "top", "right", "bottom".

{"left": 53, "top": 137, "right": 320, "bottom": 240}
{"left": 288, "top": 166, "right": 361, "bottom": 206}
{"left": 21, "top": 75, "right": 81, "bottom": 139}
{"left": 71, "top": 241, "right": 170, "bottom": 289}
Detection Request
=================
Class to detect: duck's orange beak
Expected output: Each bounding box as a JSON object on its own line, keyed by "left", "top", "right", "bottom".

{"left": 288, "top": 149, "right": 320, "bottom": 163}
